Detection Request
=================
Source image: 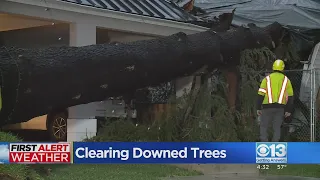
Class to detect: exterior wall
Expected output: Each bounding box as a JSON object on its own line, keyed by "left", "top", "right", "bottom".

{"left": 0, "top": 24, "right": 155, "bottom": 48}
{"left": 0, "top": 13, "right": 53, "bottom": 31}
{"left": 0, "top": 23, "right": 69, "bottom": 48}
{"left": 107, "top": 30, "right": 154, "bottom": 42}
{"left": 2, "top": 115, "right": 48, "bottom": 130}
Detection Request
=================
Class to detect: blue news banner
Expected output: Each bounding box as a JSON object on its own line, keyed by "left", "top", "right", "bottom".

{"left": 72, "top": 142, "right": 320, "bottom": 164}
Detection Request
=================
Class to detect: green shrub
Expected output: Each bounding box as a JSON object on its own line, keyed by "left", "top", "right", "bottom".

{"left": 88, "top": 82, "right": 240, "bottom": 142}
{"left": 0, "top": 131, "right": 28, "bottom": 180}
{"left": 0, "top": 131, "right": 22, "bottom": 142}
{"left": 87, "top": 82, "right": 241, "bottom": 142}
{"left": 87, "top": 119, "right": 159, "bottom": 142}
{"left": 0, "top": 131, "right": 44, "bottom": 180}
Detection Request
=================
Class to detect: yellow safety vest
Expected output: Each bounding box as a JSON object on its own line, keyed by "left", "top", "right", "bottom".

{"left": 257, "top": 72, "right": 294, "bottom": 105}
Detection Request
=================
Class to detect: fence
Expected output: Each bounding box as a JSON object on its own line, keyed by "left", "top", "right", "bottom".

{"left": 307, "top": 68, "right": 320, "bottom": 142}
{"left": 238, "top": 68, "right": 320, "bottom": 142}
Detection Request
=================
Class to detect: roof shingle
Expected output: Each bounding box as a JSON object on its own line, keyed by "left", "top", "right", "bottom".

{"left": 59, "top": 0, "right": 199, "bottom": 22}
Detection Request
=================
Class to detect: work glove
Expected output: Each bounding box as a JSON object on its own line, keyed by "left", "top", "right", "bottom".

{"left": 257, "top": 110, "right": 262, "bottom": 116}
{"left": 284, "top": 115, "right": 292, "bottom": 123}
{"left": 284, "top": 112, "right": 291, "bottom": 118}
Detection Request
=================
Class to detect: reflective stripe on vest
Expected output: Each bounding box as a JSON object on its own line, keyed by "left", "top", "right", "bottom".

{"left": 266, "top": 76, "right": 273, "bottom": 103}
{"left": 258, "top": 88, "right": 266, "bottom": 93}
{"left": 266, "top": 75, "right": 288, "bottom": 104}
{"left": 278, "top": 76, "right": 288, "bottom": 104}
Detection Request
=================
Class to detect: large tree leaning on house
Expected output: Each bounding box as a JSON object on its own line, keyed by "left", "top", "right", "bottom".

{"left": 0, "top": 22, "right": 283, "bottom": 125}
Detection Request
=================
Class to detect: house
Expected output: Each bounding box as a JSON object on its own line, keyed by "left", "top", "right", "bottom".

{"left": 0, "top": 0, "right": 208, "bottom": 141}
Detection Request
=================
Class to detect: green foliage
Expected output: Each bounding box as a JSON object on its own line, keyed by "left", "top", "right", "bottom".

{"left": 262, "top": 164, "right": 320, "bottom": 178}
{"left": 89, "top": 47, "right": 277, "bottom": 142}
{"left": 88, "top": 78, "right": 240, "bottom": 142}
{"left": 0, "top": 131, "right": 22, "bottom": 142}
{"left": 239, "top": 47, "right": 274, "bottom": 114}
{"left": 87, "top": 119, "right": 160, "bottom": 142}
{"left": 274, "top": 38, "right": 301, "bottom": 69}
{"left": 284, "top": 41, "right": 301, "bottom": 68}
{"left": 0, "top": 131, "right": 28, "bottom": 180}
{"left": 236, "top": 47, "right": 276, "bottom": 141}
{"left": 0, "top": 132, "right": 28, "bottom": 180}
{"left": 0, "top": 131, "right": 44, "bottom": 180}
{"left": 45, "top": 164, "right": 201, "bottom": 180}
{"left": 190, "top": 81, "right": 238, "bottom": 142}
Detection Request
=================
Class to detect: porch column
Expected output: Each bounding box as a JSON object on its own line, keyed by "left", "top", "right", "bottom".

{"left": 70, "top": 23, "right": 96, "bottom": 46}
{"left": 67, "top": 23, "right": 97, "bottom": 142}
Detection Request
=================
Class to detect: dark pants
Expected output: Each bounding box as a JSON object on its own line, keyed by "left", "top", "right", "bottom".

{"left": 260, "top": 108, "right": 284, "bottom": 142}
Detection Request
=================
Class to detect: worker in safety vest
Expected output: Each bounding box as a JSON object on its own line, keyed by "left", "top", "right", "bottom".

{"left": 256, "top": 59, "right": 294, "bottom": 142}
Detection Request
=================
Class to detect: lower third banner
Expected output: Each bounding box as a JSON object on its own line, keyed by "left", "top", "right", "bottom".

{"left": 72, "top": 142, "right": 256, "bottom": 164}
{"left": 1, "top": 142, "right": 319, "bottom": 164}
{"left": 72, "top": 142, "right": 320, "bottom": 164}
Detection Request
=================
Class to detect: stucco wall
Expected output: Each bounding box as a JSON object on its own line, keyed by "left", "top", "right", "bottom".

{"left": 0, "top": 23, "right": 70, "bottom": 48}
{"left": 107, "top": 30, "right": 154, "bottom": 42}
{"left": 0, "top": 23, "right": 156, "bottom": 48}
{"left": 0, "top": 13, "right": 53, "bottom": 32}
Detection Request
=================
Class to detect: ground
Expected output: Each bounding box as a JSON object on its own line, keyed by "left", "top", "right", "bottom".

{"left": 263, "top": 165, "right": 320, "bottom": 178}
{"left": 43, "top": 164, "right": 201, "bottom": 180}
{"left": 36, "top": 164, "right": 320, "bottom": 180}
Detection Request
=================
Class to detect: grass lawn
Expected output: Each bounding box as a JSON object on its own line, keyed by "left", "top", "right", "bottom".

{"left": 262, "top": 165, "right": 320, "bottom": 178}
{"left": 42, "top": 164, "right": 201, "bottom": 180}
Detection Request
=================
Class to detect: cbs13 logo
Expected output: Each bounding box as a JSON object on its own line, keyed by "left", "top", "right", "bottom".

{"left": 256, "top": 143, "right": 287, "bottom": 158}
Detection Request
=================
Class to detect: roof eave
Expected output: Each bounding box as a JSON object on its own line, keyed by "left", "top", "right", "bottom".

{"left": 2, "top": 0, "right": 209, "bottom": 36}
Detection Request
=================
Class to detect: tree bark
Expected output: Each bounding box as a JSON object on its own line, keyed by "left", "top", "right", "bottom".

{"left": 0, "top": 22, "right": 283, "bottom": 125}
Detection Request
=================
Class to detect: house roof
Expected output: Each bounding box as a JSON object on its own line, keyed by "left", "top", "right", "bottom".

{"left": 192, "top": 0, "right": 320, "bottom": 29}
{"left": 59, "top": 0, "right": 200, "bottom": 22}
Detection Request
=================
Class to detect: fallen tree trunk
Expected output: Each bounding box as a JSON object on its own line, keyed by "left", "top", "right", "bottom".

{"left": 0, "top": 22, "right": 283, "bottom": 125}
